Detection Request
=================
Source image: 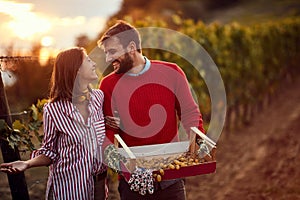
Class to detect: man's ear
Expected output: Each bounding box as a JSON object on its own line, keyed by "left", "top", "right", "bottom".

{"left": 127, "top": 41, "right": 136, "bottom": 54}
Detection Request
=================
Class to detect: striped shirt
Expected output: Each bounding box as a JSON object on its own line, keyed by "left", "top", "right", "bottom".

{"left": 31, "top": 89, "right": 106, "bottom": 200}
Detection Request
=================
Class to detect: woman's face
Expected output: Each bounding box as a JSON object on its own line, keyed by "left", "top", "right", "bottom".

{"left": 77, "top": 53, "right": 98, "bottom": 83}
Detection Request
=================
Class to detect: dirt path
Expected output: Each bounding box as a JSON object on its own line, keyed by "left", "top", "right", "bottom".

{"left": 185, "top": 77, "right": 300, "bottom": 200}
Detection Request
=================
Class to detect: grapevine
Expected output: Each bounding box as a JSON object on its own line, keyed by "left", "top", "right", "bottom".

{"left": 0, "top": 99, "right": 47, "bottom": 152}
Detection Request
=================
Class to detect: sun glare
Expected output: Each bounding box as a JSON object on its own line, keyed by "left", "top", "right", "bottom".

{"left": 39, "top": 47, "right": 50, "bottom": 66}
{"left": 41, "top": 36, "right": 54, "bottom": 47}
{"left": 0, "top": 0, "right": 109, "bottom": 53}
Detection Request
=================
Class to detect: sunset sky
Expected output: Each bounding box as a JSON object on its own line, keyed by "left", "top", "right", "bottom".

{"left": 0, "top": 0, "right": 122, "bottom": 55}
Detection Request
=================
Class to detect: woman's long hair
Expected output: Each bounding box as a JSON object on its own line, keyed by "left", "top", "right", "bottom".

{"left": 49, "top": 47, "right": 85, "bottom": 102}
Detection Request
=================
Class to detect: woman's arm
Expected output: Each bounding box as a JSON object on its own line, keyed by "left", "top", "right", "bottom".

{"left": 0, "top": 154, "right": 51, "bottom": 174}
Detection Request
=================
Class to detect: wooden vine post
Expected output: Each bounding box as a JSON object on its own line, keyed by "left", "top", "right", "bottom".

{"left": 0, "top": 70, "right": 30, "bottom": 199}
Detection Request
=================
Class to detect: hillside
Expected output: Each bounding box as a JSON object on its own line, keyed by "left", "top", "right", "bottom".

{"left": 204, "top": 0, "right": 300, "bottom": 24}
{"left": 108, "top": 0, "right": 300, "bottom": 25}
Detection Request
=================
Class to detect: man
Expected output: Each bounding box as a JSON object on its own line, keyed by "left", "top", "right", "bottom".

{"left": 98, "top": 20, "right": 205, "bottom": 200}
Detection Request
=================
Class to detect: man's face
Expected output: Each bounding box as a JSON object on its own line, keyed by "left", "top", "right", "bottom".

{"left": 103, "top": 36, "right": 133, "bottom": 74}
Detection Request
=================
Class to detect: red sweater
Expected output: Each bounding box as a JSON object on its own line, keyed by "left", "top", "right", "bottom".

{"left": 99, "top": 60, "right": 204, "bottom": 147}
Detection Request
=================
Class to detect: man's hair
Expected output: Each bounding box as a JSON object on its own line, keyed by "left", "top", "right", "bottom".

{"left": 50, "top": 47, "right": 85, "bottom": 102}
{"left": 98, "top": 20, "right": 142, "bottom": 53}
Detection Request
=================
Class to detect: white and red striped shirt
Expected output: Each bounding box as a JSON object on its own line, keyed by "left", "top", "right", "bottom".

{"left": 32, "top": 89, "right": 106, "bottom": 200}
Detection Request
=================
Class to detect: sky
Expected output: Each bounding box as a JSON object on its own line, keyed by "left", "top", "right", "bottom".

{"left": 0, "top": 0, "right": 122, "bottom": 55}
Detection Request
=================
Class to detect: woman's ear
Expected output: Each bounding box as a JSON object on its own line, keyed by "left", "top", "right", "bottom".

{"left": 77, "top": 67, "right": 82, "bottom": 74}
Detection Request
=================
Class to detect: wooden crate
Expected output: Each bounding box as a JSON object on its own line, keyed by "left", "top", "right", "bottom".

{"left": 114, "top": 127, "right": 217, "bottom": 181}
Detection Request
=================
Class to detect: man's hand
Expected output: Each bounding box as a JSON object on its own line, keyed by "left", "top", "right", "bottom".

{"left": 105, "top": 116, "right": 121, "bottom": 129}
{"left": 0, "top": 161, "right": 29, "bottom": 174}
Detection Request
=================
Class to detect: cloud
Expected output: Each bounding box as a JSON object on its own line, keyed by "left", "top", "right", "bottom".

{"left": 14, "top": 0, "right": 121, "bottom": 18}
{"left": 48, "top": 16, "right": 107, "bottom": 49}
{"left": 0, "top": 1, "right": 51, "bottom": 39}
{"left": 0, "top": 0, "right": 32, "bottom": 14}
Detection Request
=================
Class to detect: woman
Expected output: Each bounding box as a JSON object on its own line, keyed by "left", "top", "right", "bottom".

{"left": 0, "top": 47, "right": 107, "bottom": 200}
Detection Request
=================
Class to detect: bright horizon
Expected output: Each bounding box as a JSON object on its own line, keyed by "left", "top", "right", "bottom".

{"left": 0, "top": 0, "right": 122, "bottom": 56}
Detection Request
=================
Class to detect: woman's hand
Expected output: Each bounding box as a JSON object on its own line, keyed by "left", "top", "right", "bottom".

{"left": 105, "top": 116, "right": 121, "bottom": 129}
{"left": 0, "top": 161, "right": 29, "bottom": 174}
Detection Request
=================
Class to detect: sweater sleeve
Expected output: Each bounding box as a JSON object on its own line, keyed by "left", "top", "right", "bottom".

{"left": 174, "top": 65, "right": 205, "bottom": 135}
{"left": 99, "top": 78, "right": 119, "bottom": 143}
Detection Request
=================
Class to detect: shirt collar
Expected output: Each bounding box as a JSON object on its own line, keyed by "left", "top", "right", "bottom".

{"left": 62, "top": 89, "right": 97, "bottom": 116}
{"left": 126, "top": 56, "right": 150, "bottom": 77}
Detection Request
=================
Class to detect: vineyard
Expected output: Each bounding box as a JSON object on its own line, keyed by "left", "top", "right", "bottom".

{"left": 117, "top": 16, "right": 300, "bottom": 131}
{"left": 1, "top": 16, "right": 300, "bottom": 199}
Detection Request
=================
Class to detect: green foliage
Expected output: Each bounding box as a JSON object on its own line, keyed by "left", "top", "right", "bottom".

{"left": 0, "top": 99, "right": 47, "bottom": 152}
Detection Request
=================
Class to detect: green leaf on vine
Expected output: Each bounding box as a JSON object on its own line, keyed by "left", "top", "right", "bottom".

{"left": 1, "top": 99, "right": 46, "bottom": 152}
{"left": 13, "top": 120, "right": 24, "bottom": 130}
{"left": 31, "top": 104, "right": 39, "bottom": 121}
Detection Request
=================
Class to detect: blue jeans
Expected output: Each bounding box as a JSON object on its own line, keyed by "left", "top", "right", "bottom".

{"left": 118, "top": 178, "right": 186, "bottom": 200}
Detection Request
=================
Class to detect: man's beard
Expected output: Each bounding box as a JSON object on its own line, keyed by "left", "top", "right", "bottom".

{"left": 115, "top": 53, "right": 134, "bottom": 74}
